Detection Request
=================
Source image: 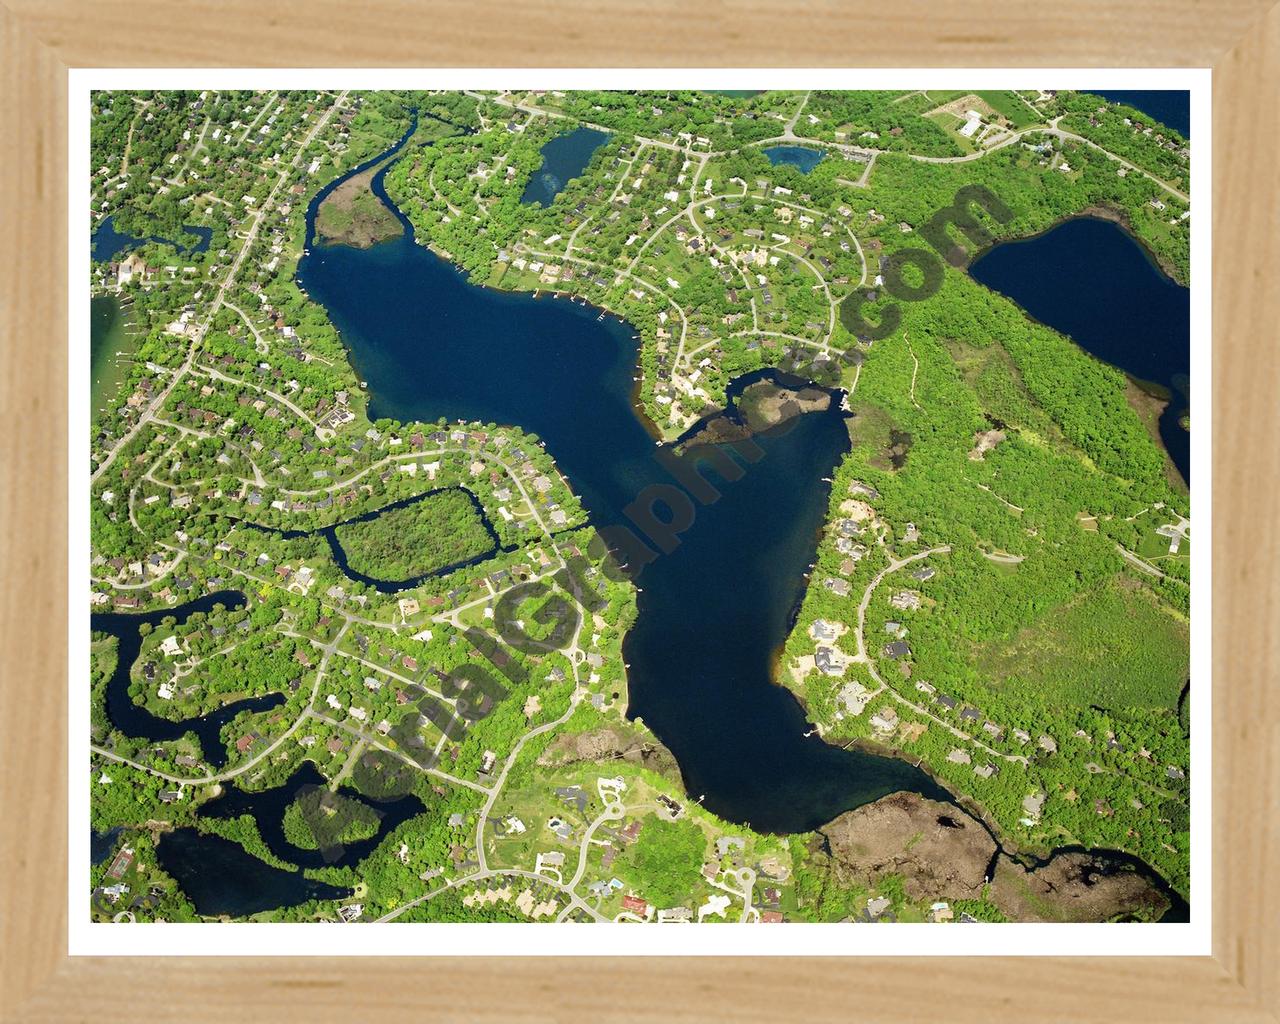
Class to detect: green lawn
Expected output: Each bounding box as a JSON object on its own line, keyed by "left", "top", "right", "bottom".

{"left": 975, "top": 90, "right": 1043, "bottom": 129}
{"left": 1137, "top": 527, "right": 1189, "bottom": 563}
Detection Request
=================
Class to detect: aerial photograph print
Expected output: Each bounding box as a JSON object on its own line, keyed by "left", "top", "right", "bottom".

{"left": 86, "top": 84, "right": 1193, "bottom": 934}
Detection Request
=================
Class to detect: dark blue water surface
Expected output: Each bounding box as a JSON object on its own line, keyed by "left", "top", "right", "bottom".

{"left": 296, "top": 126, "right": 953, "bottom": 835}
{"left": 91, "top": 826, "right": 123, "bottom": 866}
{"left": 89, "top": 116, "right": 1191, "bottom": 917}
{"left": 1090, "top": 90, "right": 1190, "bottom": 139}
{"left": 155, "top": 828, "right": 352, "bottom": 918}
{"left": 970, "top": 216, "right": 1190, "bottom": 484}
{"left": 91, "top": 591, "right": 285, "bottom": 768}
{"left": 519, "top": 126, "right": 610, "bottom": 206}
{"left": 198, "top": 761, "right": 427, "bottom": 870}
{"left": 92, "top": 216, "right": 213, "bottom": 262}
{"left": 762, "top": 145, "right": 826, "bottom": 173}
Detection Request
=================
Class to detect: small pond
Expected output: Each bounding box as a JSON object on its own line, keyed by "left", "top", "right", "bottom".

{"left": 762, "top": 145, "right": 826, "bottom": 173}
{"left": 520, "top": 126, "right": 611, "bottom": 206}
{"left": 92, "top": 216, "right": 213, "bottom": 262}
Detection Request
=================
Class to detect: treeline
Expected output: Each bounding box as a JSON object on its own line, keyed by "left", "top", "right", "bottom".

{"left": 897, "top": 271, "right": 1170, "bottom": 486}
{"left": 547, "top": 90, "right": 800, "bottom": 149}
{"left": 626, "top": 817, "right": 708, "bottom": 907}
{"left": 804, "top": 90, "right": 965, "bottom": 157}
{"left": 1060, "top": 92, "right": 1189, "bottom": 188}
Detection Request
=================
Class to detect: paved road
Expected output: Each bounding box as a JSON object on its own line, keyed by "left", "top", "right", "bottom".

{"left": 1118, "top": 543, "right": 1187, "bottom": 584}
{"left": 904, "top": 117, "right": 1189, "bottom": 202}
{"left": 90, "top": 620, "right": 350, "bottom": 786}
{"left": 92, "top": 91, "right": 349, "bottom": 485}
{"left": 852, "top": 546, "right": 951, "bottom": 662}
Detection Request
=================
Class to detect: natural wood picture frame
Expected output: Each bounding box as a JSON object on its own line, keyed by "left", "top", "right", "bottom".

{"left": 2, "top": 2, "right": 1276, "bottom": 1019}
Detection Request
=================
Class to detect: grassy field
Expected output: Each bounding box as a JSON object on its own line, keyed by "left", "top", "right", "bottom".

{"left": 975, "top": 90, "right": 1043, "bottom": 129}
{"left": 1137, "top": 527, "right": 1190, "bottom": 564}
{"left": 972, "top": 574, "right": 1189, "bottom": 710}
{"left": 315, "top": 168, "right": 403, "bottom": 249}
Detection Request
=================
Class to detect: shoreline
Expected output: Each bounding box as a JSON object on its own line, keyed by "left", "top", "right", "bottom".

{"left": 840, "top": 734, "right": 1188, "bottom": 911}
{"left": 967, "top": 209, "right": 1190, "bottom": 484}
{"left": 90, "top": 292, "right": 140, "bottom": 419}
{"left": 298, "top": 115, "right": 1189, "bottom": 914}
{"left": 966, "top": 203, "right": 1188, "bottom": 287}
{"left": 1124, "top": 375, "right": 1190, "bottom": 495}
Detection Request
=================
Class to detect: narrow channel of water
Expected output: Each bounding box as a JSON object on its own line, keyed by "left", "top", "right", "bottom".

{"left": 91, "top": 591, "right": 284, "bottom": 768}
{"left": 196, "top": 761, "right": 427, "bottom": 871}
{"left": 238, "top": 486, "right": 508, "bottom": 593}
{"left": 92, "top": 216, "right": 212, "bottom": 262}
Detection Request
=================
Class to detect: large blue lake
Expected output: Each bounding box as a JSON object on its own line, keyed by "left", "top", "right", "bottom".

{"left": 520, "top": 126, "right": 610, "bottom": 206}
{"left": 296, "top": 128, "right": 953, "bottom": 835}
{"left": 970, "top": 215, "right": 1190, "bottom": 485}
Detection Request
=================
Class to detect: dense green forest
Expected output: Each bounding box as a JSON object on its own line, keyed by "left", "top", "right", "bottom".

{"left": 332, "top": 488, "right": 495, "bottom": 581}
{"left": 626, "top": 818, "right": 708, "bottom": 907}
{"left": 283, "top": 792, "right": 382, "bottom": 850}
